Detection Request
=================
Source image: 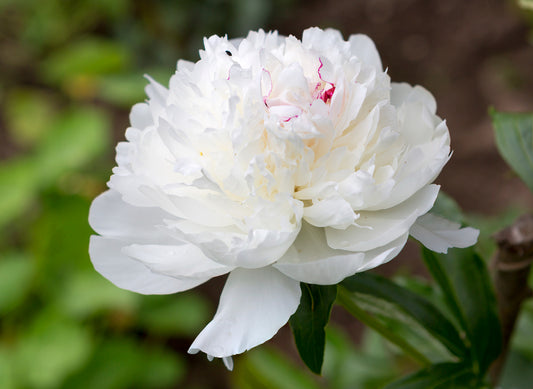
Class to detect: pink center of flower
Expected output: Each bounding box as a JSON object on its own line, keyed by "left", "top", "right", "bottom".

{"left": 315, "top": 84, "right": 335, "bottom": 104}
{"left": 262, "top": 60, "right": 336, "bottom": 123}
{"left": 314, "top": 58, "right": 336, "bottom": 104}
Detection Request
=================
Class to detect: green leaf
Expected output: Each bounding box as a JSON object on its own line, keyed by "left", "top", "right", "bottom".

{"left": 341, "top": 272, "right": 467, "bottom": 360}
{"left": 138, "top": 293, "right": 211, "bottom": 336}
{"left": 13, "top": 310, "right": 93, "bottom": 389}
{"left": 511, "top": 300, "right": 533, "bottom": 360}
{"left": 0, "top": 252, "right": 34, "bottom": 315}
{"left": 0, "top": 158, "right": 39, "bottom": 229}
{"left": 58, "top": 270, "right": 138, "bottom": 318}
{"left": 421, "top": 247, "right": 502, "bottom": 375}
{"left": 289, "top": 283, "right": 337, "bottom": 374}
{"left": 518, "top": 0, "right": 533, "bottom": 12}
{"left": 337, "top": 286, "right": 431, "bottom": 366}
{"left": 35, "top": 106, "right": 110, "bottom": 186}
{"left": 383, "top": 363, "right": 480, "bottom": 389}
{"left": 42, "top": 38, "right": 131, "bottom": 84}
{"left": 0, "top": 346, "right": 16, "bottom": 389}
{"left": 4, "top": 88, "right": 57, "bottom": 147}
{"left": 61, "top": 338, "right": 185, "bottom": 389}
{"left": 323, "top": 326, "right": 398, "bottom": 389}
{"left": 491, "top": 109, "right": 533, "bottom": 193}
{"left": 31, "top": 193, "right": 94, "bottom": 283}
{"left": 234, "top": 347, "right": 321, "bottom": 389}
{"left": 97, "top": 73, "right": 148, "bottom": 107}
{"left": 499, "top": 351, "right": 533, "bottom": 389}
{"left": 430, "top": 191, "right": 464, "bottom": 224}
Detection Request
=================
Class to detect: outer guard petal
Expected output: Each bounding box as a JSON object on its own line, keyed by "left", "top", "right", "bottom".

{"left": 275, "top": 223, "right": 409, "bottom": 284}
{"left": 348, "top": 34, "right": 383, "bottom": 71}
{"left": 326, "top": 184, "right": 439, "bottom": 251}
{"left": 89, "top": 190, "right": 172, "bottom": 244}
{"left": 188, "top": 267, "right": 301, "bottom": 358}
{"left": 410, "top": 213, "right": 479, "bottom": 253}
{"left": 122, "top": 243, "right": 232, "bottom": 279}
{"left": 274, "top": 223, "right": 365, "bottom": 284}
{"left": 89, "top": 236, "right": 207, "bottom": 294}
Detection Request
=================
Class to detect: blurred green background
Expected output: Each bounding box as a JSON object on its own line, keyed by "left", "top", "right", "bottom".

{"left": 1, "top": 0, "right": 533, "bottom": 388}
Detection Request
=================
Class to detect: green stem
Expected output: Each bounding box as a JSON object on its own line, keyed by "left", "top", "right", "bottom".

{"left": 337, "top": 286, "right": 431, "bottom": 367}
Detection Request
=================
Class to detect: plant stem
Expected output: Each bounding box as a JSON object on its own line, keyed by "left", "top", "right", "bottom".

{"left": 337, "top": 286, "right": 431, "bottom": 367}
{"left": 489, "top": 214, "right": 533, "bottom": 385}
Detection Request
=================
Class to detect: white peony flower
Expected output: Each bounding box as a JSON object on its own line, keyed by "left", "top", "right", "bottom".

{"left": 89, "top": 27, "right": 478, "bottom": 369}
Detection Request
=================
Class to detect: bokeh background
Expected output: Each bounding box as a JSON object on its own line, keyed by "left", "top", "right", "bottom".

{"left": 1, "top": 0, "right": 532, "bottom": 388}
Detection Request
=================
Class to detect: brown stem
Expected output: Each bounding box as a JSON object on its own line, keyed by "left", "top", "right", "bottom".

{"left": 489, "top": 214, "right": 533, "bottom": 385}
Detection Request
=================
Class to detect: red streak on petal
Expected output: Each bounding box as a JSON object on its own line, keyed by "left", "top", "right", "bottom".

{"left": 282, "top": 114, "right": 299, "bottom": 122}
{"left": 261, "top": 68, "right": 272, "bottom": 107}
{"left": 320, "top": 86, "right": 335, "bottom": 103}
{"left": 316, "top": 58, "right": 335, "bottom": 103}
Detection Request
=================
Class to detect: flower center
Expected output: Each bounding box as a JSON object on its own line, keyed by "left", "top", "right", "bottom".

{"left": 313, "top": 82, "right": 335, "bottom": 104}
{"left": 262, "top": 61, "right": 336, "bottom": 123}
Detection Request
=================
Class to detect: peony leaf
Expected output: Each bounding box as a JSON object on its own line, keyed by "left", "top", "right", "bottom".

{"left": 430, "top": 191, "right": 464, "bottom": 224}
{"left": 421, "top": 247, "right": 502, "bottom": 375}
{"left": 383, "top": 362, "right": 481, "bottom": 389}
{"left": 491, "top": 109, "right": 533, "bottom": 193}
{"left": 340, "top": 272, "right": 468, "bottom": 360}
{"left": 289, "top": 283, "right": 337, "bottom": 374}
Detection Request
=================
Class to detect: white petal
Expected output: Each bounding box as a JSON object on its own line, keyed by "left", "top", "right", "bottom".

{"left": 172, "top": 198, "right": 303, "bottom": 269}
{"left": 348, "top": 34, "right": 383, "bottom": 71}
{"left": 274, "top": 223, "right": 408, "bottom": 284}
{"left": 357, "top": 232, "right": 409, "bottom": 272}
{"left": 391, "top": 82, "right": 437, "bottom": 114}
{"left": 410, "top": 213, "right": 480, "bottom": 253}
{"left": 274, "top": 223, "right": 365, "bottom": 284}
{"left": 326, "top": 184, "right": 439, "bottom": 251}
{"left": 129, "top": 102, "right": 152, "bottom": 129}
{"left": 89, "top": 236, "right": 207, "bottom": 294}
{"left": 89, "top": 190, "right": 173, "bottom": 244}
{"left": 122, "top": 243, "right": 232, "bottom": 279}
{"left": 303, "top": 196, "right": 355, "bottom": 229}
{"left": 188, "top": 267, "right": 301, "bottom": 358}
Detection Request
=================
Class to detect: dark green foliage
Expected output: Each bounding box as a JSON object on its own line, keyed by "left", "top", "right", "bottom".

{"left": 289, "top": 284, "right": 337, "bottom": 374}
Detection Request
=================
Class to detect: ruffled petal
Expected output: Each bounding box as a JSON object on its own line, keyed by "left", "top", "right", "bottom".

{"left": 391, "top": 82, "right": 437, "bottom": 114}
{"left": 188, "top": 267, "right": 301, "bottom": 359}
{"left": 122, "top": 243, "right": 232, "bottom": 279}
{"left": 303, "top": 195, "right": 355, "bottom": 229}
{"left": 171, "top": 198, "right": 303, "bottom": 269}
{"left": 348, "top": 34, "right": 383, "bottom": 71}
{"left": 89, "top": 190, "right": 172, "bottom": 244}
{"left": 129, "top": 102, "right": 153, "bottom": 129}
{"left": 275, "top": 223, "right": 409, "bottom": 284}
{"left": 410, "top": 213, "right": 480, "bottom": 253}
{"left": 89, "top": 236, "right": 208, "bottom": 294}
{"left": 326, "top": 184, "right": 439, "bottom": 251}
{"left": 274, "top": 223, "right": 365, "bottom": 284}
{"left": 368, "top": 83, "right": 450, "bottom": 210}
{"left": 357, "top": 232, "right": 409, "bottom": 272}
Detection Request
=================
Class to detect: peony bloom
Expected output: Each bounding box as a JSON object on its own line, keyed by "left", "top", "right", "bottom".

{"left": 89, "top": 27, "right": 478, "bottom": 370}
